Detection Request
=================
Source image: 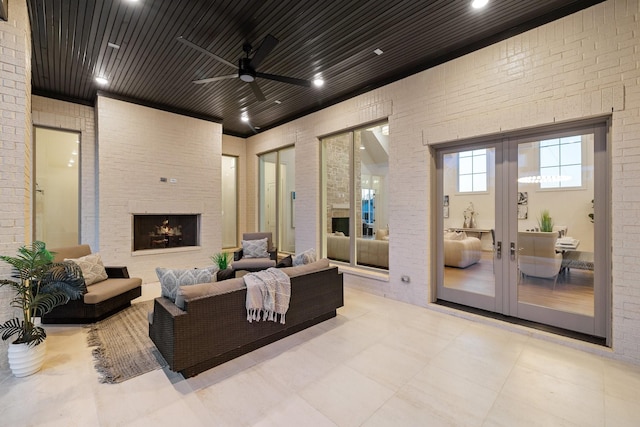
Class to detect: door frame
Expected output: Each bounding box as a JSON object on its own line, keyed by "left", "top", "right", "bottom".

{"left": 434, "top": 117, "right": 611, "bottom": 342}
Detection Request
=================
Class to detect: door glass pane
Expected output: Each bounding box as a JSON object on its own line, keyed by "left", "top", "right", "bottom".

{"left": 259, "top": 152, "right": 278, "bottom": 238}
{"left": 355, "top": 124, "right": 389, "bottom": 269}
{"left": 516, "top": 134, "right": 594, "bottom": 316}
{"left": 323, "top": 132, "right": 352, "bottom": 264}
{"left": 278, "top": 147, "right": 295, "bottom": 254}
{"left": 34, "top": 127, "right": 79, "bottom": 247}
{"left": 221, "top": 155, "right": 237, "bottom": 248}
{"left": 442, "top": 148, "right": 496, "bottom": 297}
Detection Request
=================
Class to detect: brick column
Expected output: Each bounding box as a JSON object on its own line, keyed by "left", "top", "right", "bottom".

{"left": 0, "top": 0, "right": 31, "bottom": 367}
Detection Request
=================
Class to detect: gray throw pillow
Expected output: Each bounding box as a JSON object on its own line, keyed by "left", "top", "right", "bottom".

{"left": 242, "top": 238, "right": 269, "bottom": 258}
{"left": 156, "top": 265, "right": 217, "bottom": 302}
{"left": 293, "top": 248, "right": 317, "bottom": 266}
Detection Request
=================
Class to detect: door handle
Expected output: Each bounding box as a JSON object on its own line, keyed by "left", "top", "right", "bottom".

{"left": 496, "top": 241, "right": 501, "bottom": 259}
{"left": 510, "top": 242, "right": 516, "bottom": 259}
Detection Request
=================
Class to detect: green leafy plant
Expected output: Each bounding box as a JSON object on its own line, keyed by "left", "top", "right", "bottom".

{"left": 537, "top": 209, "right": 554, "bottom": 232}
{"left": 210, "top": 252, "right": 232, "bottom": 270}
{"left": 588, "top": 199, "right": 594, "bottom": 223}
{"left": 0, "top": 241, "right": 85, "bottom": 346}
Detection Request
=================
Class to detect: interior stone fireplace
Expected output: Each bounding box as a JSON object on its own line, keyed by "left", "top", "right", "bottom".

{"left": 132, "top": 214, "right": 200, "bottom": 251}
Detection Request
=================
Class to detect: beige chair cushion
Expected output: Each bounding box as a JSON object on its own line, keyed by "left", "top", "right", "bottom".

{"left": 83, "top": 277, "right": 142, "bottom": 304}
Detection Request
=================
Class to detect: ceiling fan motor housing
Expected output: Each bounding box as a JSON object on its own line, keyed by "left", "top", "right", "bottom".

{"left": 239, "top": 57, "right": 256, "bottom": 82}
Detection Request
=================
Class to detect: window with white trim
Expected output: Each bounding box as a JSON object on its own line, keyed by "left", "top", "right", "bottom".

{"left": 458, "top": 149, "right": 487, "bottom": 192}
{"left": 539, "top": 136, "right": 582, "bottom": 188}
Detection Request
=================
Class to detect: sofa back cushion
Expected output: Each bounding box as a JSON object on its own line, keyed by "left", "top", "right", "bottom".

{"left": 280, "top": 258, "right": 330, "bottom": 278}
{"left": 175, "top": 277, "right": 245, "bottom": 309}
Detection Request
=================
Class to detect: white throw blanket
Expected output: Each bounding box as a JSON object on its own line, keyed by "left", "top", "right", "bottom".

{"left": 244, "top": 267, "right": 291, "bottom": 324}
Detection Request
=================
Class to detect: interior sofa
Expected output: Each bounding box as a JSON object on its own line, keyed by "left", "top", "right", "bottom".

{"left": 326, "top": 234, "right": 388, "bottom": 268}
{"left": 149, "top": 259, "right": 344, "bottom": 378}
{"left": 443, "top": 232, "right": 482, "bottom": 268}
{"left": 42, "top": 244, "right": 142, "bottom": 324}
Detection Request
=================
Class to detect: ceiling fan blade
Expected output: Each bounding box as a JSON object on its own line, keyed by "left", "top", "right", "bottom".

{"left": 192, "top": 74, "right": 238, "bottom": 84}
{"left": 249, "top": 81, "right": 267, "bottom": 102}
{"left": 250, "top": 34, "right": 279, "bottom": 69}
{"left": 256, "top": 72, "right": 311, "bottom": 87}
{"left": 177, "top": 36, "right": 237, "bottom": 69}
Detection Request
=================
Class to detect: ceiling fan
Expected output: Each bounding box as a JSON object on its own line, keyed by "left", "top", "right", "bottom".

{"left": 177, "top": 34, "right": 312, "bottom": 102}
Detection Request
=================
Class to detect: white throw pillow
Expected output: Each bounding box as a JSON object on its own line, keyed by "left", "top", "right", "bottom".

{"left": 444, "top": 231, "right": 467, "bottom": 241}
{"left": 242, "top": 238, "right": 269, "bottom": 258}
{"left": 156, "top": 266, "right": 217, "bottom": 302}
{"left": 65, "top": 253, "right": 108, "bottom": 286}
{"left": 293, "top": 248, "right": 317, "bottom": 266}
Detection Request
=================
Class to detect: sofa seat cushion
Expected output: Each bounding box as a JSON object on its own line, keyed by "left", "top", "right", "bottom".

{"left": 83, "top": 277, "right": 142, "bottom": 304}
{"left": 232, "top": 258, "right": 276, "bottom": 271}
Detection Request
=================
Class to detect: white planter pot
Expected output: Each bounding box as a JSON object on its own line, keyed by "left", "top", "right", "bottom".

{"left": 8, "top": 340, "right": 47, "bottom": 378}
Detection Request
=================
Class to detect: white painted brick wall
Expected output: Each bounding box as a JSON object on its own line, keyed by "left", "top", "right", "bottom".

{"left": 96, "top": 96, "right": 222, "bottom": 283}
{"left": 245, "top": 0, "right": 640, "bottom": 363}
{"left": 0, "top": 0, "right": 30, "bottom": 370}
{"left": 32, "top": 96, "right": 97, "bottom": 248}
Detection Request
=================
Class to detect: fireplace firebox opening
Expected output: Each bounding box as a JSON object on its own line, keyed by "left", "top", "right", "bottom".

{"left": 133, "top": 214, "right": 200, "bottom": 251}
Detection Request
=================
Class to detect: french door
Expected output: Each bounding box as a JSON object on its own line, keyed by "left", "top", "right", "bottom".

{"left": 436, "top": 122, "right": 609, "bottom": 339}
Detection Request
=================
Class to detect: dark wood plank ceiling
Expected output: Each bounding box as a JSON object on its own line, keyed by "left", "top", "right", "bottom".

{"left": 28, "top": 0, "right": 604, "bottom": 137}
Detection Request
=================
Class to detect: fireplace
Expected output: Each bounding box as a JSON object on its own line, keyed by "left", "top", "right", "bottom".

{"left": 132, "top": 214, "right": 200, "bottom": 251}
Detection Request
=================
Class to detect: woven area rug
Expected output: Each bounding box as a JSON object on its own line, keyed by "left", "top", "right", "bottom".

{"left": 86, "top": 300, "right": 167, "bottom": 384}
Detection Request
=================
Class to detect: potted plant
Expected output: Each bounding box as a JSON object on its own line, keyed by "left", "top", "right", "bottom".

{"left": 0, "top": 241, "right": 85, "bottom": 377}
{"left": 211, "top": 251, "right": 233, "bottom": 281}
{"left": 538, "top": 209, "right": 554, "bottom": 232}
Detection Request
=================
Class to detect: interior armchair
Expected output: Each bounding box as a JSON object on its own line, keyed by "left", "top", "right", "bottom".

{"left": 517, "top": 231, "right": 563, "bottom": 288}
{"left": 232, "top": 232, "right": 278, "bottom": 273}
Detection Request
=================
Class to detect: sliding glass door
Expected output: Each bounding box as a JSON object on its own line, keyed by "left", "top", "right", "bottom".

{"left": 321, "top": 122, "right": 389, "bottom": 270}
{"left": 437, "top": 122, "right": 609, "bottom": 339}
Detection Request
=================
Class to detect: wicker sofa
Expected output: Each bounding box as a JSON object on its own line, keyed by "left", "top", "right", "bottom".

{"left": 42, "top": 244, "right": 142, "bottom": 324}
{"left": 149, "top": 259, "right": 344, "bottom": 378}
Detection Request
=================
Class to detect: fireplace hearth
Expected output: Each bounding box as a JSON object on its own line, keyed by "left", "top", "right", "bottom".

{"left": 133, "top": 214, "right": 200, "bottom": 251}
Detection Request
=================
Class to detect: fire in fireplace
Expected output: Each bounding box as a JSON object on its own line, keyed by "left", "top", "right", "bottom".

{"left": 133, "top": 214, "right": 200, "bottom": 251}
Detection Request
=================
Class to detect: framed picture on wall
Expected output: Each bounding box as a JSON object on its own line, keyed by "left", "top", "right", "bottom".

{"left": 518, "top": 205, "right": 528, "bottom": 220}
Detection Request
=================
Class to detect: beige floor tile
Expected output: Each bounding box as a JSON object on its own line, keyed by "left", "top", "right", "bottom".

{"left": 299, "top": 364, "right": 395, "bottom": 427}
{"left": 346, "top": 341, "right": 429, "bottom": 391}
{"left": 253, "top": 394, "right": 338, "bottom": 427}
{"left": 499, "top": 365, "right": 605, "bottom": 427}
{"left": 394, "top": 363, "right": 499, "bottom": 426}
{"left": 195, "top": 366, "right": 296, "bottom": 426}
{"left": 483, "top": 393, "right": 582, "bottom": 427}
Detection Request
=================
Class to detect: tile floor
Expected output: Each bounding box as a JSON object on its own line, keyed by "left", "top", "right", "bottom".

{"left": 1, "top": 280, "right": 640, "bottom": 427}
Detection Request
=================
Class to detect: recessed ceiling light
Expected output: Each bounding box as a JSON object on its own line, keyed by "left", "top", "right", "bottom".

{"left": 373, "top": 48, "right": 383, "bottom": 56}
{"left": 95, "top": 76, "right": 108, "bottom": 85}
{"left": 240, "top": 113, "right": 249, "bottom": 122}
{"left": 471, "top": 0, "right": 489, "bottom": 9}
{"left": 274, "top": 100, "right": 282, "bottom": 104}
{"left": 313, "top": 78, "right": 324, "bottom": 88}
{"left": 107, "top": 42, "right": 120, "bottom": 49}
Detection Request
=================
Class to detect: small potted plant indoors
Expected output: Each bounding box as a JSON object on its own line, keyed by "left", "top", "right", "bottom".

{"left": 211, "top": 251, "right": 234, "bottom": 281}
{"left": 538, "top": 209, "right": 554, "bottom": 232}
{"left": 0, "top": 241, "right": 85, "bottom": 377}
